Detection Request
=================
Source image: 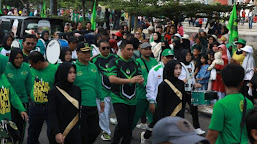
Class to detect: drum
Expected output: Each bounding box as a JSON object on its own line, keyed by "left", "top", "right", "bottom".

{"left": 0, "top": 120, "right": 19, "bottom": 144}
{"left": 10, "top": 39, "right": 20, "bottom": 48}
{"left": 191, "top": 91, "right": 218, "bottom": 106}
{"left": 46, "top": 39, "right": 69, "bottom": 64}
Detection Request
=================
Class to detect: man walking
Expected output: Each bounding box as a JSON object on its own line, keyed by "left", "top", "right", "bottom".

{"left": 92, "top": 39, "right": 118, "bottom": 141}
{"left": 108, "top": 40, "right": 144, "bottom": 144}
{"left": 27, "top": 51, "right": 57, "bottom": 144}
{"left": 74, "top": 42, "right": 105, "bottom": 144}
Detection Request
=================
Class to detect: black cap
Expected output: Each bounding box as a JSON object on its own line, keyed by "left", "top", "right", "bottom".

{"left": 77, "top": 42, "right": 92, "bottom": 52}
{"left": 68, "top": 36, "right": 79, "bottom": 44}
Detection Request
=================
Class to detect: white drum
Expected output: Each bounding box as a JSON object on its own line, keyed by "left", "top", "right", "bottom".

{"left": 10, "top": 39, "right": 20, "bottom": 48}
{"left": 46, "top": 39, "right": 69, "bottom": 64}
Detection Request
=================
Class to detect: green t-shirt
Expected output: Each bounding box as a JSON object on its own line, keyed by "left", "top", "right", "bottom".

{"left": 92, "top": 54, "right": 119, "bottom": 98}
{"left": 30, "top": 63, "right": 57, "bottom": 104}
{"left": 108, "top": 57, "right": 142, "bottom": 105}
{"left": 209, "top": 93, "right": 254, "bottom": 144}
{"left": 0, "top": 74, "right": 25, "bottom": 121}
{"left": 136, "top": 57, "right": 158, "bottom": 99}
{"left": 74, "top": 60, "right": 103, "bottom": 106}
{"left": 4, "top": 62, "right": 32, "bottom": 103}
{"left": 0, "top": 54, "right": 8, "bottom": 74}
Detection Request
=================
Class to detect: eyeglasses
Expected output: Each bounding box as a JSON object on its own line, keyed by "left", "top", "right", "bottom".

{"left": 102, "top": 47, "right": 111, "bottom": 50}
{"left": 135, "top": 33, "right": 140, "bottom": 35}
{"left": 26, "top": 42, "right": 35, "bottom": 45}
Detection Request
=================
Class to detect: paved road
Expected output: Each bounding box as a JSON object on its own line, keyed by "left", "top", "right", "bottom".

{"left": 22, "top": 108, "right": 211, "bottom": 144}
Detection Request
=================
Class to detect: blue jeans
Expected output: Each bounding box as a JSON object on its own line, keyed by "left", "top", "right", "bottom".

{"left": 27, "top": 103, "right": 48, "bottom": 144}
{"left": 249, "top": 17, "right": 253, "bottom": 29}
{"left": 198, "top": 83, "right": 208, "bottom": 91}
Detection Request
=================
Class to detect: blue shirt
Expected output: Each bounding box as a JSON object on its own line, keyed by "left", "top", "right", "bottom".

{"left": 196, "top": 64, "right": 210, "bottom": 84}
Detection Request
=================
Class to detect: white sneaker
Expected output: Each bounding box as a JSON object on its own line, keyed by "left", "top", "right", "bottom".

{"left": 110, "top": 118, "right": 118, "bottom": 125}
{"left": 136, "top": 123, "right": 148, "bottom": 130}
{"left": 195, "top": 128, "right": 205, "bottom": 135}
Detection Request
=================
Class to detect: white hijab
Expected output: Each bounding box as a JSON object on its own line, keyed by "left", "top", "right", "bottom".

{"left": 242, "top": 46, "right": 255, "bottom": 73}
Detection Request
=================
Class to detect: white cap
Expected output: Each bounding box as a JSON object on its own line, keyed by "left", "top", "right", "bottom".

{"left": 241, "top": 45, "right": 253, "bottom": 54}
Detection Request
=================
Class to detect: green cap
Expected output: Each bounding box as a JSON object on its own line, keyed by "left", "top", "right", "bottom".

{"left": 235, "top": 39, "right": 246, "bottom": 45}
{"left": 162, "top": 49, "right": 174, "bottom": 57}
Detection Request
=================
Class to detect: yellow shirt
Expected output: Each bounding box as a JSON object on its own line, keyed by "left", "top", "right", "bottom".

{"left": 232, "top": 51, "right": 245, "bottom": 65}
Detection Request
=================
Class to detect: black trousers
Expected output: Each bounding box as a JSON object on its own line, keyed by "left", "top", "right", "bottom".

{"left": 11, "top": 103, "right": 28, "bottom": 144}
{"left": 80, "top": 106, "right": 100, "bottom": 144}
{"left": 185, "top": 92, "right": 200, "bottom": 129}
{"left": 112, "top": 103, "right": 136, "bottom": 144}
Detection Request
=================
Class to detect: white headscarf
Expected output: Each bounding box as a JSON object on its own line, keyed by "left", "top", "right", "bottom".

{"left": 242, "top": 46, "right": 255, "bottom": 74}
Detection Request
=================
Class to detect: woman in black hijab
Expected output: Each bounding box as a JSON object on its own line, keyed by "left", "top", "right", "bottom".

{"left": 48, "top": 62, "right": 81, "bottom": 144}
{"left": 155, "top": 60, "right": 186, "bottom": 119}
{"left": 4, "top": 48, "right": 31, "bottom": 144}
{"left": 59, "top": 47, "right": 72, "bottom": 63}
{"left": 0, "top": 34, "right": 13, "bottom": 56}
{"left": 41, "top": 30, "right": 50, "bottom": 46}
{"left": 142, "top": 60, "right": 186, "bottom": 141}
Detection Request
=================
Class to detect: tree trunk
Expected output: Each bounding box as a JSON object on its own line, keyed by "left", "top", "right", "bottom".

{"left": 53, "top": 0, "right": 57, "bottom": 15}
{"left": 133, "top": 16, "right": 138, "bottom": 33}
{"left": 128, "top": 13, "right": 132, "bottom": 32}
{"left": 82, "top": 0, "right": 85, "bottom": 26}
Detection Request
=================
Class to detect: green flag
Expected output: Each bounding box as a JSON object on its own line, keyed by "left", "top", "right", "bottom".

{"left": 41, "top": 0, "right": 46, "bottom": 17}
{"left": 91, "top": 0, "right": 97, "bottom": 30}
{"left": 227, "top": 4, "right": 238, "bottom": 45}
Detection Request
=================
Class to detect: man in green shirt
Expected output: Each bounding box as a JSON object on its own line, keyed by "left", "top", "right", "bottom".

{"left": 132, "top": 42, "right": 158, "bottom": 130}
{"left": 74, "top": 42, "right": 104, "bottom": 144}
{"left": 92, "top": 39, "right": 118, "bottom": 141}
{"left": 22, "top": 34, "right": 35, "bottom": 63}
{"left": 27, "top": 51, "right": 57, "bottom": 144}
{"left": 108, "top": 40, "right": 144, "bottom": 144}
{"left": 206, "top": 64, "right": 254, "bottom": 144}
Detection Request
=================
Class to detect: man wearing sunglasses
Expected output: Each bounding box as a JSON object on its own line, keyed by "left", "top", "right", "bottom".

{"left": 91, "top": 39, "right": 119, "bottom": 141}
{"left": 22, "top": 34, "right": 35, "bottom": 63}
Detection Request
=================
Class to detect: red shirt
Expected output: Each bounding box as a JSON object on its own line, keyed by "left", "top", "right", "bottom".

{"left": 242, "top": 11, "right": 246, "bottom": 18}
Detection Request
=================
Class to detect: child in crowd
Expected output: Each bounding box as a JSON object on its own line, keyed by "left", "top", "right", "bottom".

{"left": 192, "top": 45, "right": 201, "bottom": 77}
{"left": 179, "top": 49, "right": 205, "bottom": 135}
{"left": 196, "top": 55, "right": 210, "bottom": 90}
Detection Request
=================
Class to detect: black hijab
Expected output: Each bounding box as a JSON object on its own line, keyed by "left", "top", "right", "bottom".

{"left": 60, "top": 47, "right": 72, "bottom": 63}
{"left": 1, "top": 35, "right": 13, "bottom": 50}
{"left": 180, "top": 49, "right": 191, "bottom": 65}
{"left": 41, "top": 30, "right": 50, "bottom": 42}
{"left": 163, "top": 60, "right": 181, "bottom": 82}
{"left": 154, "top": 32, "right": 161, "bottom": 43}
{"left": 9, "top": 48, "right": 23, "bottom": 68}
{"left": 54, "top": 62, "right": 76, "bottom": 91}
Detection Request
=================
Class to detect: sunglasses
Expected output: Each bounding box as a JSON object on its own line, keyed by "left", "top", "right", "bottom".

{"left": 102, "top": 47, "right": 111, "bottom": 50}
{"left": 26, "top": 42, "right": 35, "bottom": 45}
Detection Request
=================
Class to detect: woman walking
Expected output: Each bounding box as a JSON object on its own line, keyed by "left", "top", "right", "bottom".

{"left": 48, "top": 62, "right": 81, "bottom": 144}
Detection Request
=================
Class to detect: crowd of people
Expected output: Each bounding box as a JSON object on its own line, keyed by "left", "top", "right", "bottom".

{"left": 0, "top": 16, "right": 257, "bottom": 144}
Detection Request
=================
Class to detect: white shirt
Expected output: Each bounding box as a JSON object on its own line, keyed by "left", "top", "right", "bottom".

{"left": 0, "top": 48, "right": 11, "bottom": 57}
{"left": 146, "top": 62, "right": 164, "bottom": 103}
{"left": 178, "top": 62, "right": 195, "bottom": 91}
{"left": 72, "top": 50, "right": 78, "bottom": 60}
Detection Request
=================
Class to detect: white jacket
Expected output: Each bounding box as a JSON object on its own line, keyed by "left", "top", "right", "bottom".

{"left": 146, "top": 62, "right": 164, "bottom": 103}
{"left": 179, "top": 62, "right": 195, "bottom": 92}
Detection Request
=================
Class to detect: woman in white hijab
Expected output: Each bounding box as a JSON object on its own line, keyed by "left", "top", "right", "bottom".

{"left": 241, "top": 45, "right": 255, "bottom": 101}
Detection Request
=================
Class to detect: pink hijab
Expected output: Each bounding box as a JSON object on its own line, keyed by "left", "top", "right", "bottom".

{"left": 218, "top": 44, "right": 228, "bottom": 64}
